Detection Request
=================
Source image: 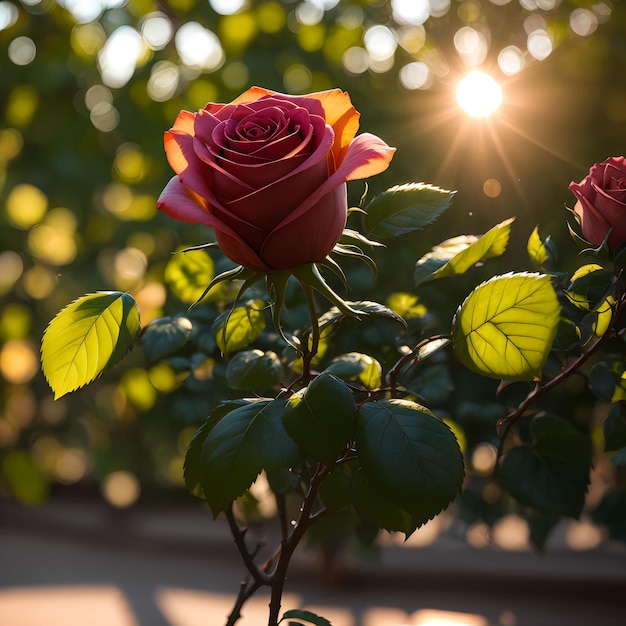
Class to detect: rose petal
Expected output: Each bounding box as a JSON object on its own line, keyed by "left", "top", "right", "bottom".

{"left": 229, "top": 86, "right": 277, "bottom": 106}
{"left": 201, "top": 118, "right": 334, "bottom": 229}
{"left": 157, "top": 176, "right": 269, "bottom": 270}
{"left": 260, "top": 184, "right": 348, "bottom": 269}
{"left": 308, "top": 89, "right": 360, "bottom": 166}
{"left": 157, "top": 175, "right": 219, "bottom": 227}
{"left": 215, "top": 229, "right": 271, "bottom": 271}
{"left": 270, "top": 132, "right": 395, "bottom": 234}
{"left": 573, "top": 197, "right": 612, "bottom": 247}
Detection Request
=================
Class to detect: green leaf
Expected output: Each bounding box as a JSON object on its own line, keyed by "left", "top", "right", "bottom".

{"left": 141, "top": 315, "right": 193, "bottom": 363}
{"left": 604, "top": 404, "right": 626, "bottom": 452}
{"left": 183, "top": 400, "right": 252, "bottom": 498}
{"left": 324, "top": 352, "right": 382, "bottom": 390}
{"left": 590, "top": 357, "right": 626, "bottom": 403}
{"left": 452, "top": 272, "right": 560, "bottom": 381}
{"left": 351, "top": 467, "right": 417, "bottom": 536}
{"left": 500, "top": 413, "right": 591, "bottom": 518}
{"left": 225, "top": 349, "right": 282, "bottom": 389}
{"left": 527, "top": 225, "right": 548, "bottom": 270}
{"left": 200, "top": 399, "right": 302, "bottom": 517}
{"left": 281, "top": 609, "right": 332, "bottom": 626}
{"left": 283, "top": 373, "right": 357, "bottom": 466}
{"left": 41, "top": 291, "right": 140, "bottom": 399}
{"left": 414, "top": 218, "right": 514, "bottom": 286}
{"left": 356, "top": 398, "right": 464, "bottom": 527}
{"left": 164, "top": 248, "right": 214, "bottom": 303}
{"left": 564, "top": 263, "right": 613, "bottom": 311}
{"left": 363, "top": 183, "right": 456, "bottom": 239}
{"left": 610, "top": 447, "right": 626, "bottom": 467}
{"left": 317, "top": 300, "right": 407, "bottom": 332}
{"left": 212, "top": 300, "right": 266, "bottom": 354}
{"left": 415, "top": 337, "right": 451, "bottom": 361}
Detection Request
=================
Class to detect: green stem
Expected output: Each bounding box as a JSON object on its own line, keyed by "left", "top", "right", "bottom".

{"left": 298, "top": 280, "right": 321, "bottom": 383}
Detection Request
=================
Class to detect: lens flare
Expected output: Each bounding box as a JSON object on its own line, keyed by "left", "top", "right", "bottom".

{"left": 456, "top": 71, "right": 502, "bottom": 117}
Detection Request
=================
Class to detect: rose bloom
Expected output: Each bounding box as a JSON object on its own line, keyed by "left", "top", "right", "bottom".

{"left": 569, "top": 156, "right": 626, "bottom": 251}
{"left": 157, "top": 87, "right": 395, "bottom": 271}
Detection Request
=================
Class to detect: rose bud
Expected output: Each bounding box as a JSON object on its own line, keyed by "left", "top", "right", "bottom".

{"left": 569, "top": 156, "right": 626, "bottom": 251}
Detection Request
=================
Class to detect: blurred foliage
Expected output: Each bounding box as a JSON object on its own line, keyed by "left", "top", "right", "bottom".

{"left": 1, "top": 0, "right": 625, "bottom": 558}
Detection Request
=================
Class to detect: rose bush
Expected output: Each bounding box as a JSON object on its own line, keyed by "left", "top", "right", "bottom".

{"left": 157, "top": 87, "right": 395, "bottom": 271}
{"left": 569, "top": 156, "right": 626, "bottom": 251}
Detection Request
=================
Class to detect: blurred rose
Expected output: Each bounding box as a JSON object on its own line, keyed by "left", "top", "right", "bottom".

{"left": 569, "top": 156, "right": 626, "bottom": 251}
{"left": 157, "top": 87, "right": 395, "bottom": 271}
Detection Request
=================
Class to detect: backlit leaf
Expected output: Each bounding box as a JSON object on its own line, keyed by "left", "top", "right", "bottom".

{"left": 452, "top": 272, "right": 560, "bottom": 381}
{"left": 364, "top": 183, "right": 456, "bottom": 239}
{"left": 356, "top": 398, "right": 464, "bottom": 527}
{"left": 324, "top": 352, "right": 382, "bottom": 389}
{"left": 212, "top": 300, "right": 266, "bottom": 354}
{"left": 527, "top": 225, "right": 548, "bottom": 271}
{"left": 164, "top": 248, "right": 214, "bottom": 303}
{"left": 41, "top": 291, "right": 140, "bottom": 399}
{"left": 414, "top": 218, "right": 514, "bottom": 286}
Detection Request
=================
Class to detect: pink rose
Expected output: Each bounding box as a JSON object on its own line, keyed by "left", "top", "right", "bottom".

{"left": 157, "top": 87, "right": 395, "bottom": 271}
{"left": 569, "top": 156, "right": 626, "bottom": 251}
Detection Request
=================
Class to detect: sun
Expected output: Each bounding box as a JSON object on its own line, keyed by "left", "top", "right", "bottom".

{"left": 456, "top": 71, "right": 503, "bottom": 117}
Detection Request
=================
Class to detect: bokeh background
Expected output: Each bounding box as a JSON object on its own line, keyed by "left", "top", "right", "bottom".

{"left": 0, "top": 0, "right": 625, "bottom": 533}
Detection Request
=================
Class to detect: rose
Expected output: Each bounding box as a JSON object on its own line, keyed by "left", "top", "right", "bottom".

{"left": 569, "top": 156, "right": 626, "bottom": 251}
{"left": 157, "top": 87, "right": 395, "bottom": 271}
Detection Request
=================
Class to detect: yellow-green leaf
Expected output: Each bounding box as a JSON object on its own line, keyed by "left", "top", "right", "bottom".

{"left": 527, "top": 225, "right": 548, "bottom": 271}
{"left": 212, "top": 300, "right": 266, "bottom": 354}
{"left": 452, "top": 273, "right": 560, "bottom": 381}
{"left": 41, "top": 291, "right": 140, "bottom": 399}
{"left": 164, "top": 248, "right": 214, "bottom": 303}
{"left": 414, "top": 218, "right": 514, "bottom": 286}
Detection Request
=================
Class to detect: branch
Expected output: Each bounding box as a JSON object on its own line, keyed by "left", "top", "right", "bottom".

{"left": 225, "top": 504, "right": 270, "bottom": 586}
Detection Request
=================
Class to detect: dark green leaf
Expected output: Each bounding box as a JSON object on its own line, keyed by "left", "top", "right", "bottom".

{"left": 590, "top": 357, "right": 626, "bottom": 403}
{"left": 414, "top": 218, "right": 513, "bottom": 286}
{"left": 183, "top": 400, "right": 253, "bottom": 498}
{"left": 363, "top": 183, "right": 455, "bottom": 239}
{"left": 200, "top": 399, "right": 302, "bottom": 516}
{"left": 318, "top": 300, "right": 407, "bottom": 332}
{"left": 41, "top": 291, "right": 140, "bottom": 399}
{"left": 356, "top": 399, "right": 464, "bottom": 527}
{"left": 324, "top": 352, "right": 382, "bottom": 389}
{"left": 225, "top": 349, "right": 282, "bottom": 389}
{"left": 500, "top": 413, "right": 591, "bottom": 518}
{"left": 526, "top": 511, "right": 561, "bottom": 551}
{"left": 604, "top": 404, "right": 626, "bottom": 452}
{"left": 610, "top": 447, "right": 626, "bottom": 467}
{"left": 351, "top": 467, "right": 416, "bottom": 536}
{"left": 281, "top": 609, "right": 332, "bottom": 626}
{"left": 319, "top": 466, "right": 353, "bottom": 511}
{"left": 141, "top": 315, "right": 193, "bottom": 363}
{"left": 283, "top": 373, "right": 357, "bottom": 466}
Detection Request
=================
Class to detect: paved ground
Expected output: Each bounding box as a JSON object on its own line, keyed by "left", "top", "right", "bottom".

{"left": 0, "top": 497, "right": 625, "bottom": 626}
